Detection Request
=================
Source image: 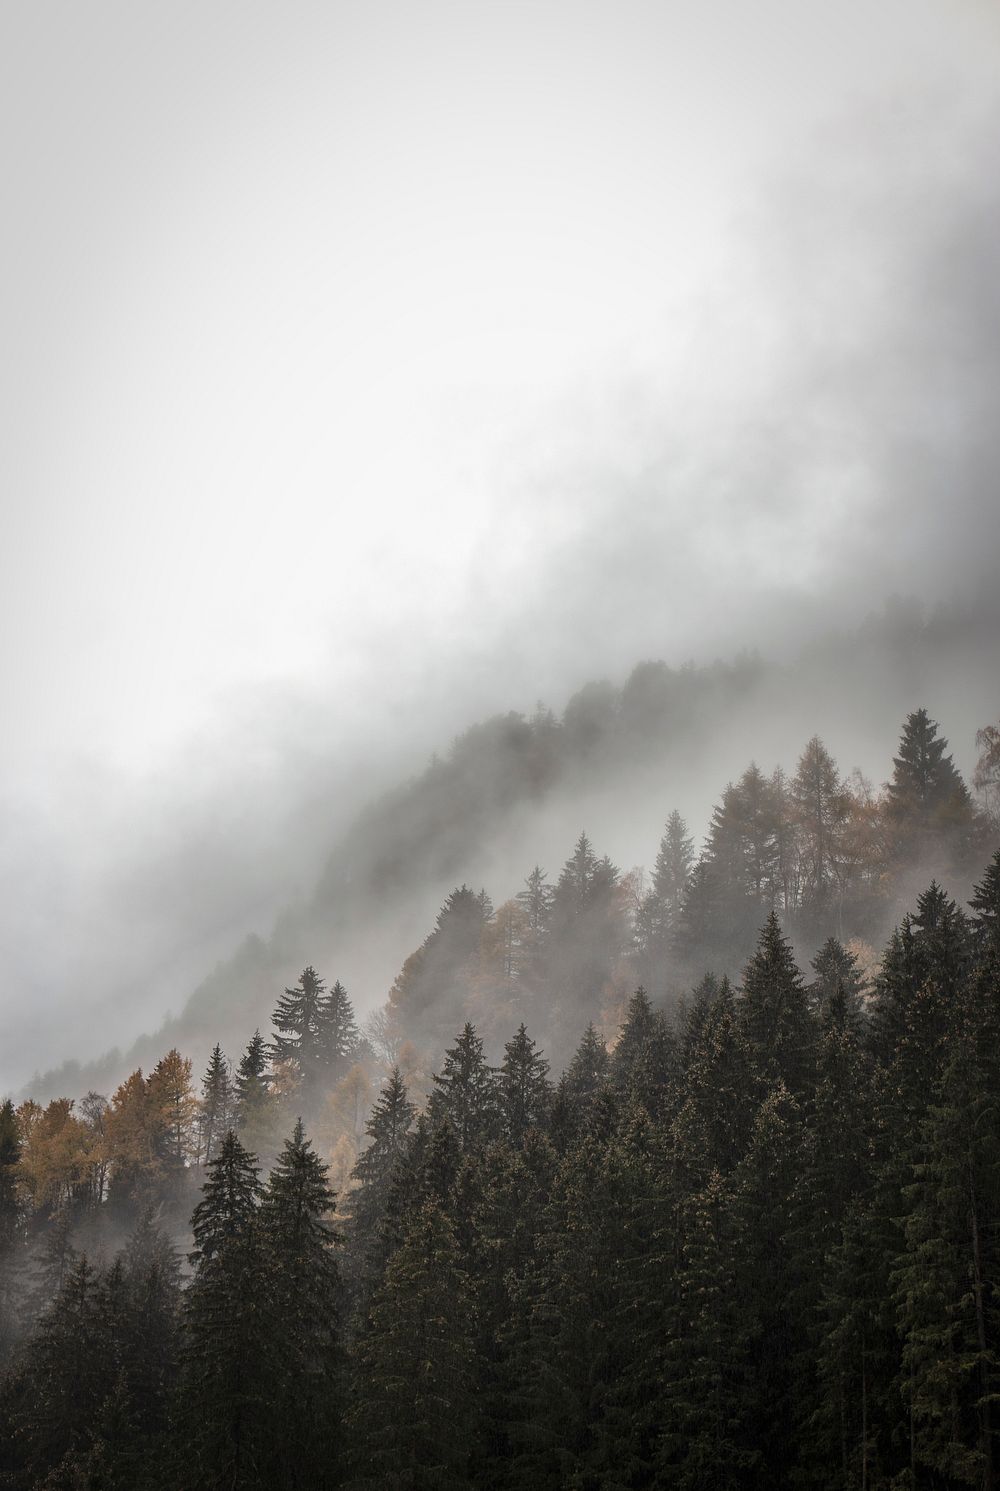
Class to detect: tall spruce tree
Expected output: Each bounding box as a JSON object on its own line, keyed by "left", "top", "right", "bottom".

{"left": 271, "top": 967, "right": 330, "bottom": 1099}
{"left": 318, "top": 980, "right": 360, "bottom": 1085}
{"left": 885, "top": 707, "right": 976, "bottom": 865}
{"left": 427, "top": 1023, "right": 500, "bottom": 1151}
{"left": 180, "top": 1130, "right": 268, "bottom": 1490}
{"left": 259, "top": 1120, "right": 343, "bottom": 1490}
{"left": 199, "top": 1043, "right": 234, "bottom": 1166}
{"left": 499, "top": 1025, "right": 551, "bottom": 1146}
{"left": 347, "top": 1199, "right": 475, "bottom": 1490}
{"left": 738, "top": 912, "right": 816, "bottom": 1098}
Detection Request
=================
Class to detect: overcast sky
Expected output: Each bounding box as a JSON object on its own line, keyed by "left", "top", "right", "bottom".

{"left": 2, "top": 1, "right": 999, "bottom": 1091}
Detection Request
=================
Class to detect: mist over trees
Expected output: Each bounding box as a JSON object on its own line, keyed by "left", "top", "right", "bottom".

{"left": 26, "top": 601, "right": 1000, "bottom": 1107}
{"left": 1, "top": 703, "right": 998, "bottom": 1486}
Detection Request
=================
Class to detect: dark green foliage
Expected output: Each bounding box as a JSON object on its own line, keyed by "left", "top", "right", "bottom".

{"left": 6, "top": 803, "right": 1000, "bottom": 1491}
{"left": 609, "top": 987, "right": 675, "bottom": 1115}
{"left": 427, "top": 1022, "right": 500, "bottom": 1151}
{"left": 347, "top": 1199, "right": 476, "bottom": 1490}
{"left": 738, "top": 911, "right": 817, "bottom": 1097}
{"left": 809, "top": 935, "right": 866, "bottom": 1024}
{"left": 179, "top": 1130, "right": 268, "bottom": 1489}
{"left": 270, "top": 966, "right": 329, "bottom": 1096}
{"left": 499, "top": 1024, "right": 551, "bottom": 1145}
{"left": 258, "top": 1121, "right": 344, "bottom": 1489}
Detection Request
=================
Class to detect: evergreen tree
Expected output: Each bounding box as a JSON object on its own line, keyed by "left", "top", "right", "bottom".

{"left": 674, "top": 976, "right": 749, "bottom": 1177}
{"left": 427, "top": 1023, "right": 500, "bottom": 1151}
{"left": 199, "top": 1043, "right": 234, "bottom": 1166}
{"left": 653, "top": 809, "right": 695, "bottom": 918}
{"left": 271, "top": 967, "right": 330, "bottom": 1099}
{"left": 499, "top": 1025, "right": 551, "bottom": 1145}
{"left": 259, "top": 1120, "right": 343, "bottom": 1490}
{"left": 610, "top": 987, "right": 675, "bottom": 1114}
{"left": 387, "top": 886, "right": 492, "bottom": 1044}
{"left": 637, "top": 812, "right": 694, "bottom": 994}
{"left": 14, "top": 1255, "right": 109, "bottom": 1485}
{"left": 347, "top": 1199, "right": 475, "bottom": 1490}
{"left": 235, "top": 1029, "right": 269, "bottom": 1117}
{"left": 810, "top": 935, "right": 866, "bottom": 1026}
{"left": 517, "top": 866, "right": 554, "bottom": 937}
{"left": 885, "top": 707, "right": 976, "bottom": 864}
{"left": 738, "top": 912, "right": 817, "bottom": 1098}
{"left": 179, "top": 1130, "right": 268, "bottom": 1490}
{"left": 318, "top": 980, "right": 360, "bottom": 1085}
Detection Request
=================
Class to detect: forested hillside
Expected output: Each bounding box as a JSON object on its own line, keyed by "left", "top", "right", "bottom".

{"left": 27, "top": 595, "right": 1000, "bottom": 1103}
{"left": 1, "top": 707, "right": 999, "bottom": 1487}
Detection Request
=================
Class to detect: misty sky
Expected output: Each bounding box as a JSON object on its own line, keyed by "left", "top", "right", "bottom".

{"left": 2, "top": 1, "right": 999, "bottom": 1092}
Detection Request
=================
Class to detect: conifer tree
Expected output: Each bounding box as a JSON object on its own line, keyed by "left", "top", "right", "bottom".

{"left": 14, "top": 1255, "right": 108, "bottom": 1484}
{"left": 180, "top": 1130, "right": 268, "bottom": 1490}
{"left": 738, "top": 912, "right": 817, "bottom": 1098}
{"left": 653, "top": 809, "right": 695, "bottom": 920}
{"left": 350, "top": 1067, "right": 416, "bottom": 1202}
{"left": 348, "top": 1199, "right": 475, "bottom": 1490}
{"left": 427, "top": 1023, "right": 500, "bottom": 1151}
{"left": 885, "top": 707, "right": 976, "bottom": 864}
{"left": 810, "top": 935, "right": 865, "bottom": 1025}
{"left": 517, "top": 866, "right": 554, "bottom": 936}
{"left": 199, "top": 1043, "right": 234, "bottom": 1166}
{"left": 271, "top": 966, "right": 330, "bottom": 1099}
{"left": 561, "top": 1022, "right": 610, "bottom": 1105}
{"left": 259, "top": 1120, "right": 343, "bottom": 1489}
{"left": 499, "top": 1024, "right": 551, "bottom": 1145}
{"left": 674, "top": 976, "right": 749, "bottom": 1177}
{"left": 610, "top": 987, "right": 675, "bottom": 1114}
{"left": 318, "top": 980, "right": 360, "bottom": 1085}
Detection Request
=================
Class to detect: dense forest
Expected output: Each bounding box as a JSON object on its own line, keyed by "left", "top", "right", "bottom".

{"left": 2, "top": 707, "right": 1000, "bottom": 1488}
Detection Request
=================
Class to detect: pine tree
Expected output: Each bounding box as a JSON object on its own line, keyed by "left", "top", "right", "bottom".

{"left": 318, "top": 980, "right": 360, "bottom": 1085}
{"left": 674, "top": 976, "right": 749, "bottom": 1177}
{"left": 738, "top": 912, "right": 817, "bottom": 1099}
{"left": 259, "top": 1120, "right": 343, "bottom": 1489}
{"left": 14, "top": 1254, "right": 109, "bottom": 1484}
{"left": 387, "top": 886, "right": 492, "bottom": 1043}
{"left": 427, "top": 1023, "right": 500, "bottom": 1151}
{"left": 179, "top": 1130, "right": 268, "bottom": 1490}
{"left": 347, "top": 1199, "right": 476, "bottom": 1490}
{"left": 637, "top": 812, "right": 694, "bottom": 994}
{"left": 653, "top": 810, "right": 695, "bottom": 919}
{"left": 199, "top": 1043, "right": 234, "bottom": 1166}
{"left": 885, "top": 707, "right": 976, "bottom": 864}
{"left": 810, "top": 935, "right": 866, "bottom": 1026}
{"left": 271, "top": 967, "right": 330, "bottom": 1099}
{"left": 517, "top": 866, "right": 554, "bottom": 937}
{"left": 610, "top": 987, "right": 675, "bottom": 1114}
{"left": 869, "top": 884, "right": 969, "bottom": 1122}
{"left": 499, "top": 1025, "right": 551, "bottom": 1146}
